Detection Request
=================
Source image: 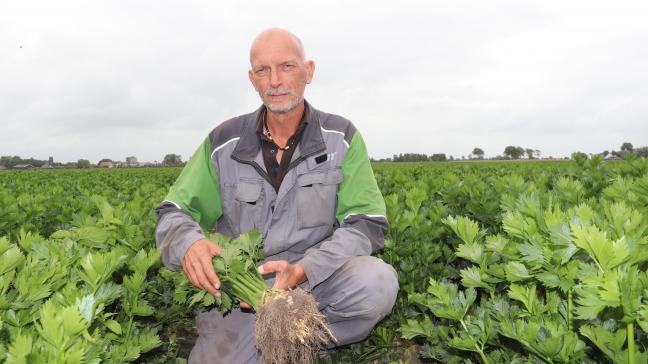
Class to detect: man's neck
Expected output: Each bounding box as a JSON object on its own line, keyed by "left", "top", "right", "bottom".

{"left": 265, "top": 101, "right": 305, "bottom": 141}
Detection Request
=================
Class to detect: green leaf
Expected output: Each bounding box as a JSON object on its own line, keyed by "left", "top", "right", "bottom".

{"left": 571, "top": 222, "right": 629, "bottom": 271}
{"left": 503, "top": 211, "right": 538, "bottom": 240}
{"left": 0, "top": 241, "right": 23, "bottom": 276}
{"left": 518, "top": 242, "right": 546, "bottom": 269}
{"left": 508, "top": 284, "right": 538, "bottom": 314}
{"left": 60, "top": 304, "right": 88, "bottom": 337}
{"left": 580, "top": 324, "right": 626, "bottom": 363}
{"left": 105, "top": 319, "right": 122, "bottom": 335}
{"left": 135, "top": 328, "right": 162, "bottom": 353}
{"left": 456, "top": 243, "right": 484, "bottom": 265}
{"left": 6, "top": 332, "right": 32, "bottom": 364}
{"left": 460, "top": 267, "right": 492, "bottom": 291}
{"left": 401, "top": 317, "right": 436, "bottom": 340}
{"left": 444, "top": 216, "right": 482, "bottom": 245}
{"left": 132, "top": 300, "right": 154, "bottom": 317}
{"left": 35, "top": 300, "right": 64, "bottom": 348}
{"left": 123, "top": 271, "right": 146, "bottom": 293}
{"left": 575, "top": 273, "right": 615, "bottom": 320}
{"left": 619, "top": 266, "right": 644, "bottom": 321}
{"left": 76, "top": 226, "right": 109, "bottom": 245}
{"left": 448, "top": 334, "right": 478, "bottom": 352}
{"left": 76, "top": 294, "right": 95, "bottom": 323}
{"left": 504, "top": 261, "right": 533, "bottom": 282}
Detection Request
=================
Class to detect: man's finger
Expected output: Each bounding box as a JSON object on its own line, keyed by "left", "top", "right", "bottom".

{"left": 193, "top": 262, "right": 220, "bottom": 297}
{"left": 184, "top": 262, "right": 199, "bottom": 288}
{"left": 259, "top": 260, "right": 288, "bottom": 275}
{"left": 209, "top": 243, "right": 222, "bottom": 257}
{"left": 200, "top": 256, "right": 221, "bottom": 290}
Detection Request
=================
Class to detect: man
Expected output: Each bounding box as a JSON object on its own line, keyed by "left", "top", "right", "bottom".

{"left": 155, "top": 28, "right": 398, "bottom": 363}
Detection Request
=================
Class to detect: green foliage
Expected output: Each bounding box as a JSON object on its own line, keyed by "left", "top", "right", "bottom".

{"left": 171, "top": 230, "right": 267, "bottom": 312}
{"left": 2, "top": 159, "right": 648, "bottom": 363}
{"left": 399, "top": 158, "right": 648, "bottom": 363}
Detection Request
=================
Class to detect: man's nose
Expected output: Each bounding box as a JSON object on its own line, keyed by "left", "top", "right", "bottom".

{"left": 269, "top": 69, "right": 281, "bottom": 88}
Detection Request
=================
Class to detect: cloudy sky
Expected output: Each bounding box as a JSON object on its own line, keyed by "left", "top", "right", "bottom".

{"left": 1, "top": 0, "right": 647, "bottom": 163}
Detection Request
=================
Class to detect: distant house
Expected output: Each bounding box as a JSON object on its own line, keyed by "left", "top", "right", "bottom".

{"left": 41, "top": 163, "right": 54, "bottom": 169}
{"left": 98, "top": 159, "right": 114, "bottom": 168}
{"left": 14, "top": 164, "right": 34, "bottom": 170}
{"left": 0, "top": 165, "right": 7, "bottom": 170}
{"left": 604, "top": 155, "right": 622, "bottom": 161}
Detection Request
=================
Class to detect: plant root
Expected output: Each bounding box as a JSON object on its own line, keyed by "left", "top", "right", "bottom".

{"left": 255, "top": 288, "right": 336, "bottom": 364}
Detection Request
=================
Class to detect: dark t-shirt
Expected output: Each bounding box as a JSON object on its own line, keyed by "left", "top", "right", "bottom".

{"left": 256, "top": 109, "right": 308, "bottom": 192}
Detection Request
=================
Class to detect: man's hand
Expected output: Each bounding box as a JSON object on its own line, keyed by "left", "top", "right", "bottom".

{"left": 182, "top": 238, "right": 222, "bottom": 297}
{"left": 258, "top": 260, "right": 307, "bottom": 290}
{"left": 240, "top": 260, "right": 306, "bottom": 310}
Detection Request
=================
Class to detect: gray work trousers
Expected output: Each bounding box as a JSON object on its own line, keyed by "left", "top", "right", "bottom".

{"left": 188, "top": 256, "right": 399, "bottom": 364}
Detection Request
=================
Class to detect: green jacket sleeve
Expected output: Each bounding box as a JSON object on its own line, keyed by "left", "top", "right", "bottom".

{"left": 336, "top": 132, "right": 387, "bottom": 222}
{"left": 155, "top": 138, "right": 223, "bottom": 270}
{"left": 165, "top": 137, "right": 223, "bottom": 230}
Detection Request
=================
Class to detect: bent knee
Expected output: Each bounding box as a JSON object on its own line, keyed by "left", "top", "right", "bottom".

{"left": 347, "top": 256, "right": 399, "bottom": 321}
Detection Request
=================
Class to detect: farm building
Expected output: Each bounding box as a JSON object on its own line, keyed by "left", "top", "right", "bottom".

{"left": 604, "top": 154, "right": 622, "bottom": 161}
{"left": 13, "top": 164, "right": 34, "bottom": 170}
{"left": 98, "top": 159, "right": 114, "bottom": 168}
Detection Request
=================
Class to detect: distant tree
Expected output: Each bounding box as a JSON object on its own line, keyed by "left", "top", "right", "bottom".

{"left": 0, "top": 156, "right": 13, "bottom": 168}
{"left": 0, "top": 155, "right": 49, "bottom": 168}
{"left": 621, "top": 142, "right": 634, "bottom": 152}
{"left": 601, "top": 150, "right": 609, "bottom": 157}
{"left": 571, "top": 151, "right": 588, "bottom": 161}
{"left": 163, "top": 154, "right": 183, "bottom": 166}
{"left": 504, "top": 146, "right": 525, "bottom": 160}
{"left": 77, "top": 159, "right": 91, "bottom": 168}
{"left": 525, "top": 148, "right": 535, "bottom": 159}
{"left": 126, "top": 156, "right": 138, "bottom": 167}
{"left": 11, "top": 156, "right": 22, "bottom": 167}
{"left": 635, "top": 146, "right": 648, "bottom": 158}
{"left": 472, "top": 148, "right": 484, "bottom": 159}
{"left": 392, "top": 153, "right": 428, "bottom": 162}
{"left": 430, "top": 153, "right": 447, "bottom": 162}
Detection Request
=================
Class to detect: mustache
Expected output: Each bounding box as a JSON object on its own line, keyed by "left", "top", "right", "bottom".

{"left": 265, "top": 88, "right": 292, "bottom": 96}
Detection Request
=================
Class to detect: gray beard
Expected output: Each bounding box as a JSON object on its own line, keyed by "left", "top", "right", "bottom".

{"left": 265, "top": 97, "right": 302, "bottom": 114}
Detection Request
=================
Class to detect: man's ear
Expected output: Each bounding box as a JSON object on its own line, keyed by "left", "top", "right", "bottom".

{"left": 305, "top": 60, "right": 315, "bottom": 84}
{"left": 248, "top": 69, "right": 258, "bottom": 91}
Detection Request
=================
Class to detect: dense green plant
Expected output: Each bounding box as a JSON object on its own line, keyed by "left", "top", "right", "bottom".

{"left": 1, "top": 158, "right": 647, "bottom": 363}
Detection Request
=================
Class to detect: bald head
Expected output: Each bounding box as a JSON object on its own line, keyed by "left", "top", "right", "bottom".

{"left": 249, "top": 28, "right": 306, "bottom": 65}
{"left": 247, "top": 28, "right": 315, "bottom": 115}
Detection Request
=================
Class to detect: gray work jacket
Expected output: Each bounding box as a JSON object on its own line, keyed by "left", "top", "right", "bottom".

{"left": 155, "top": 101, "right": 388, "bottom": 290}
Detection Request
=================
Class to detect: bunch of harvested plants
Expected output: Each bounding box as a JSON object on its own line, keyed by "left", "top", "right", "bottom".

{"left": 172, "top": 230, "right": 335, "bottom": 363}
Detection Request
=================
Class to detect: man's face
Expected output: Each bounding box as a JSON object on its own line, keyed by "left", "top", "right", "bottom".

{"left": 248, "top": 37, "right": 314, "bottom": 114}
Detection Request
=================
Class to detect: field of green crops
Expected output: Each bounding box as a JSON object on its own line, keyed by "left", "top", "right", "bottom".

{"left": 2, "top": 155, "right": 648, "bottom": 363}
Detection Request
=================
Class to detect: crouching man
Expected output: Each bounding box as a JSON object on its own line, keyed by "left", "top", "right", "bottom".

{"left": 155, "top": 28, "right": 398, "bottom": 363}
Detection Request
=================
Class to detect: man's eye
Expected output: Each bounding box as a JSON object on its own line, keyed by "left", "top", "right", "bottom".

{"left": 282, "top": 64, "right": 295, "bottom": 70}
{"left": 255, "top": 69, "right": 268, "bottom": 76}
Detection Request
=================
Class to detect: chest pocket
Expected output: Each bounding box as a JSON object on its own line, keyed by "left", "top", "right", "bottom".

{"left": 234, "top": 179, "right": 264, "bottom": 232}
{"left": 296, "top": 168, "right": 343, "bottom": 228}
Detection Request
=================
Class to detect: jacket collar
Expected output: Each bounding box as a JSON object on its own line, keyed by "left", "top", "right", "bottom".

{"left": 231, "top": 100, "right": 326, "bottom": 163}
